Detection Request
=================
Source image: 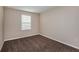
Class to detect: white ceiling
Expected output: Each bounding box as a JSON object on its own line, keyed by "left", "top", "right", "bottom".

{"left": 7, "top": 6, "right": 54, "bottom": 13}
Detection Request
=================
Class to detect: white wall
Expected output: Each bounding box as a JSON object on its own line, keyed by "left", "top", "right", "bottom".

{"left": 0, "top": 7, "right": 4, "bottom": 50}
{"left": 4, "top": 7, "right": 40, "bottom": 41}
{"left": 40, "top": 7, "right": 79, "bottom": 49}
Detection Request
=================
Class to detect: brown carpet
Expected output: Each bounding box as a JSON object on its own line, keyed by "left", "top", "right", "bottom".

{"left": 1, "top": 35, "right": 79, "bottom": 52}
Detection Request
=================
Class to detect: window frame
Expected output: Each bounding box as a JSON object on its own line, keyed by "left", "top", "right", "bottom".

{"left": 21, "top": 14, "right": 32, "bottom": 30}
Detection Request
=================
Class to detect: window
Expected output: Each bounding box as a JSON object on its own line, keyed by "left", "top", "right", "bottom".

{"left": 21, "top": 15, "right": 31, "bottom": 30}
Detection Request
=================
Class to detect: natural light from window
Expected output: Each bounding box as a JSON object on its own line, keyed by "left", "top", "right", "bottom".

{"left": 21, "top": 15, "right": 31, "bottom": 30}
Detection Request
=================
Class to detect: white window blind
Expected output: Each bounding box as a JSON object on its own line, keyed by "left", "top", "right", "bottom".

{"left": 21, "top": 15, "right": 31, "bottom": 30}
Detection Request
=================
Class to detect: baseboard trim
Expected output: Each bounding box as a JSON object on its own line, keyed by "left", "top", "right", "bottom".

{"left": 0, "top": 42, "right": 4, "bottom": 51}
{"left": 4, "top": 33, "right": 79, "bottom": 50}
{"left": 4, "top": 33, "right": 40, "bottom": 41}
{"left": 40, "top": 34, "right": 79, "bottom": 49}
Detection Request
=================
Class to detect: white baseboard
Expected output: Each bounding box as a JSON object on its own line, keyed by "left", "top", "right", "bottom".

{"left": 4, "top": 33, "right": 79, "bottom": 49}
{"left": 4, "top": 33, "right": 40, "bottom": 41}
{"left": 0, "top": 42, "right": 4, "bottom": 51}
{"left": 40, "top": 34, "right": 79, "bottom": 49}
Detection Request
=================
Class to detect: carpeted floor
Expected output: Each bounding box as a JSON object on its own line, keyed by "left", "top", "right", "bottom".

{"left": 1, "top": 35, "right": 79, "bottom": 52}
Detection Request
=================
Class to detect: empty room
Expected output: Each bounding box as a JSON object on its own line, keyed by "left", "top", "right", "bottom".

{"left": 0, "top": 6, "right": 79, "bottom": 52}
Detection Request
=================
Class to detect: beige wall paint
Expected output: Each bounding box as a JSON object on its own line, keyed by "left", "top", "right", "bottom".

{"left": 4, "top": 7, "right": 40, "bottom": 41}
{"left": 40, "top": 7, "right": 79, "bottom": 49}
{"left": 0, "top": 7, "right": 4, "bottom": 50}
